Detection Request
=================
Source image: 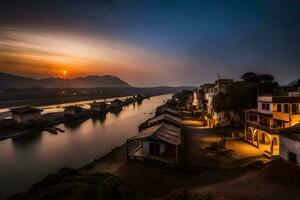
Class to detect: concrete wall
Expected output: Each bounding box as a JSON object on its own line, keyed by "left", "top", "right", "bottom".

{"left": 257, "top": 96, "right": 273, "bottom": 115}
{"left": 280, "top": 136, "right": 300, "bottom": 167}
{"left": 258, "top": 96, "right": 272, "bottom": 102}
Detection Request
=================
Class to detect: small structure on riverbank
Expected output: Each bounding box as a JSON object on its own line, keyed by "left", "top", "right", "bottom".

{"left": 280, "top": 124, "right": 300, "bottom": 167}
{"left": 10, "top": 107, "right": 43, "bottom": 124}
{"left": 90, "top": 101, "right": 107, "bottom": 113}
{"left": 64, "top": 106, "right": 84, "bottom": 118}
{"left": 127, "top": 123, "right": 182, "bottom": 164}
{"left": 110, "top": 99, "right": 123, "bottom": 109}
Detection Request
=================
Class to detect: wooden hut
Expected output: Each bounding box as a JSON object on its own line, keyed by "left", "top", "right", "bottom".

{"left": 127, "top": 123, "right": 183, "bottom": 164}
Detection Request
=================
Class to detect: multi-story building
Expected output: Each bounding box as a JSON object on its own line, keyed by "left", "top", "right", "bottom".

{"left": 244, "top": 92, "right": 300, "bottom": 156}
{"left": 202, "top": 79, "right": 234, "bottom": 127}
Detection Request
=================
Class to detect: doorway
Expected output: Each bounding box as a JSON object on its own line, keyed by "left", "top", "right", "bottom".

{"left": 149, "top": 142, "right": 160, "bottom": 157}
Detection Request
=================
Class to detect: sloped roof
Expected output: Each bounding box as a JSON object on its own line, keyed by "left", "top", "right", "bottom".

{"left": 130, "top": 123, "right": 181, "bottom": 145}
{"left": 147, "top": 113, "right": 181, "bottom": 125}
{"left": 130, "top": 124, "right": 162, "bottom": 140}
{"left": 90, "top": 101, "right": 107, "bottom": 106}
{"left": 156, "top": 105, "right": 178, "bottom": 116}
{"left": 11, "top": 107, "right": 43, "bottom": 114}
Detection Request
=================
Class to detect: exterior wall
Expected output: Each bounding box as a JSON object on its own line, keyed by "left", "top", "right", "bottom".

{"left": 143, "top": 141, "right": 150, "bottom": 155}
{"left": 12, "top": 113, "right": 22, "bottom": 123}
{"left": 91, "top": 105, "right": 106, "bottom": 112}
{"left": 13, "top": 112, "right": 41, "bottom": 123}
{"left": 272, "top": 103, "right": 300, "bottom": 127}
{"left": 142, "top": 141, "right": 166, "bottom": 156}
{"left": 280, "top": 136, "right": 300, "bottom": 167}
{"left": 258, "top": 96, "right": 272, "bottom": 102}
{"left": 273, "top": 112, "right": 290, "bottom": 123}
{"left": 111, "top": 102, "right": 121, "bottom": 108}
{"left": 291, "top": 115, "right": 300, "bottom": 126}
{"left": 257, "top": 96, "right": 273, "bottom": 115}
{"left": 64, "top": 109, "right": 76, "bottom": 116}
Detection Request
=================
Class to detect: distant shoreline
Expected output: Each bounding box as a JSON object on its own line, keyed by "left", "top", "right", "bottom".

{"left": 0, "top": 86, "right": 189, "bottom": 109}
{"left": 0, "top": 94, "right": 154, "bottom": 141}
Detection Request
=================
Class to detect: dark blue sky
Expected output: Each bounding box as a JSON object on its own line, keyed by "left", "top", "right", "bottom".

{"left": 0, "top": 0, "right": 299, "bottom": 86}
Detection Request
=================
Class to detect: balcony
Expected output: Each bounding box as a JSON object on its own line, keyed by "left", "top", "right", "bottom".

{"left": 272, "top": 111, "right": 289, "bottom": 122}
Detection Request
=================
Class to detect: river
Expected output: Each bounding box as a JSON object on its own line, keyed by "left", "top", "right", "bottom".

{"left": 0, "top": 94, "right": 172, "bottom": 199}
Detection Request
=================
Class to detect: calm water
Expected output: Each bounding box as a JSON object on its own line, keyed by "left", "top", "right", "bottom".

{"left": 0, "top": 94, "right": 171, "bottom": 199}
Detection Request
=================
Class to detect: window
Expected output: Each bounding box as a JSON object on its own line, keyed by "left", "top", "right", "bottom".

{"left": 292, "top": 104, "right": 299, "bottom": 114}
{"left": 283, "top": 104, "right": 289, "bottom": 113}
{"left": 262, "top": 103, "right": 270, "bottom": 111}
{"left": 277, "top": 104, "right": 282, "bottom": 112}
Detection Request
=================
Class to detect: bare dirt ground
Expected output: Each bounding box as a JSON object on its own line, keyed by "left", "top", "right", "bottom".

{"left": 79, "top": 126, "right": 275, "bottom": 200}
{"left": 11, "top": 125, "right": 300, "bottom": 200}
{"left": 190, "top": 160, "right": 300, "bottom": 200}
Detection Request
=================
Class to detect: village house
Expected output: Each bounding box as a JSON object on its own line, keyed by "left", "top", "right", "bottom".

{"left": 279, "top": 124, "right": 300, "bottom": 167}
{"left": 202, "top": 78, "right": 236, "bottom": 127}
{"left": 64, "top": 106, "right": 84, "bottom": 117}
{"left": 90, "top": 101, "right": 107, "bottom": 113}
{"left": 109, "top": 99, "right": 123, "bottom": 109}
{"left": 127, "top": 123, "right": 182, "bottom": 164}
{"left": 244, "top": 92, "right": 300, "bottom": 156}
{"left": 10, "top": 107, "right": 43, "bottom": 124}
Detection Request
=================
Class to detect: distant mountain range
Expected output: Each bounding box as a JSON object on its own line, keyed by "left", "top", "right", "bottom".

{"left": 0, "top": 73, "right": 130, "bottom": 88}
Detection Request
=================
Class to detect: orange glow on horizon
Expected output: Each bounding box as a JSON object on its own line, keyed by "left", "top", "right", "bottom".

{"left": 0, "top": 28, "right": 186, "bottom": 85}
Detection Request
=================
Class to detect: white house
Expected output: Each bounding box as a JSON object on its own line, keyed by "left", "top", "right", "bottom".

{"left": 280, "top": 124, "right": 300, "bottom": 167}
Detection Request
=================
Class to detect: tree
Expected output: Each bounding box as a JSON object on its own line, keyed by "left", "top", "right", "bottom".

{"left": 212, "top": 81, "right": 257, "bottom": 118}
{"left": 241, "top": 72, "right": 278, "bottom": 94}
{"left": 174, "top": 90, "right": 193, "bottom": 106}
{"left": 212, "top": 92, "right": 229, "bottom": 113}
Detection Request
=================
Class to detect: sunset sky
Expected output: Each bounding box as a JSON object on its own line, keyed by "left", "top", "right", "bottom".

{"left": 0, "top": 0, "right": 299, "bottom": 86}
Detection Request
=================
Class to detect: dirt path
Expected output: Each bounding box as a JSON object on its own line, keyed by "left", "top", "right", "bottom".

{"left": 78, "top": 127, "right": 266, "bottom": 199}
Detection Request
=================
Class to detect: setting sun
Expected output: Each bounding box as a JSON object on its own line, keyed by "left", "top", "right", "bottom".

{"left": 63, "top": 70, "right": 67, "bottom": 76}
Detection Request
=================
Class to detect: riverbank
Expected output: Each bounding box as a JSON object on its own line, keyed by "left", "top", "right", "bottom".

{"left": 0, "top": 94, "right": 172, "bottom": 199}
{"left": 0, "top": 95, "right": 150, "bottom": 141}
{"left": 10, "top": 126, "right": 300, "bottom": 200}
